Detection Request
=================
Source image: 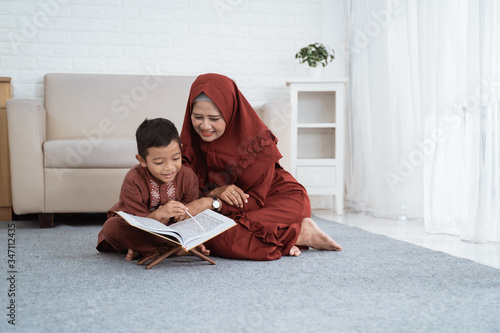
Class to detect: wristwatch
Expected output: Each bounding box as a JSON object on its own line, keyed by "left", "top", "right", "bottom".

{"left": 211, "top": 197, "right": 221, "bottom": 212}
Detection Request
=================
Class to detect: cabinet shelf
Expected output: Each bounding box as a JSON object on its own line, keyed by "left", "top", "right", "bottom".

{"left": 287, "top": 79, "right": 347, "bottom": 215}
{"left": 297, "top": 127, "right": 335, "bottom": 159}
{"left": 297, "top": 123, "right": 336, "bottom": 128}
{"left": 296, "top": 158, "right": 337, "bottom": 166}
{"left": 303, "top": 187, "right": 337, "bottom": 195}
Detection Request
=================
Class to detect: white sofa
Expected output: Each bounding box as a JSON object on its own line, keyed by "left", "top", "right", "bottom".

{"left": 7, "top": 73, "right": 290, "bottom": 227}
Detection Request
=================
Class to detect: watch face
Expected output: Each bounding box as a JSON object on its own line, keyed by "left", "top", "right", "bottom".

{"left": 212, "top": 198, "right": 220, "bottom": 210}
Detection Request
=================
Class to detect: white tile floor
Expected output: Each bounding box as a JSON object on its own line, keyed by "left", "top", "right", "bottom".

{"left": 313, "top": 210, "right": 500, "bottom": 270}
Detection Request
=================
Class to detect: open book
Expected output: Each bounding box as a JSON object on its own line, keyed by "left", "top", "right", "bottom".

{"left": 116, "top": 209, "right": 236, "bottom": 251}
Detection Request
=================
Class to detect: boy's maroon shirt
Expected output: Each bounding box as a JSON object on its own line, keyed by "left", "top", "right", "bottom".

{"left": 107, "top": 164, "right": 199, "bottom": 218}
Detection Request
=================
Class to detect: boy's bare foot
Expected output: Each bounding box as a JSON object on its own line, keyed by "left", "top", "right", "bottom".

{"left": 289, "top": 245, "right": 302, "bottom": 256}
{"left": 197, "top": 244, "right": 210, "bottom": 256}
{"left": 176, "top": 244, "right": 210, "bottom": 256}
{"left": 125, "top": 249, "right": 139, "bottom": 261}
{"left": 296, "top": 218, "right": 343, "bottom": 251}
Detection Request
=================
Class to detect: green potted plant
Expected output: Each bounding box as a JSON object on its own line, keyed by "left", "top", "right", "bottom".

{"left": 295, "top": 42, "right": 335, "bottom": 78}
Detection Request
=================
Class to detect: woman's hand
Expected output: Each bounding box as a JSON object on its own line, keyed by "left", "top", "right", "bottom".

{"left": 209, "top": 185, "right": 249, "bottom": 208}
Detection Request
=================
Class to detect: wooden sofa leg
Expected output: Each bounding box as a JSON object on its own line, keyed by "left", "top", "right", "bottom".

{"left": 39, "top": 213, "right": 54, "bottom": 228}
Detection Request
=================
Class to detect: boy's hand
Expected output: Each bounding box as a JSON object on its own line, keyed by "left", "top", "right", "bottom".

{"left": 175, "top": 198, "right": 212, "bottom": 222}
{"left": 148, "top": 201, "right": 188, "bottom": 224}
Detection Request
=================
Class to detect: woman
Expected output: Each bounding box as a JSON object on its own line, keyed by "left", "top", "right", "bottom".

{"left": 181, "top": 73, "right": 342, "bottom": 260}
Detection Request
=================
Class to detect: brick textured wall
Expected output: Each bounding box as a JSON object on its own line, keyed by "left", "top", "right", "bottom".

{"left": 0, "top": 0, "right": 346, "bottom": 106}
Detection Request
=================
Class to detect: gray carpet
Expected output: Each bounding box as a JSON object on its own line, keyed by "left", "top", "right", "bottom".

{"left": 0, "top": 214, "right": 499, "bottom": 333}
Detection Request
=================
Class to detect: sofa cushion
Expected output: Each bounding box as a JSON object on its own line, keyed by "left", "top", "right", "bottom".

{"left": 44, "top": 73, "right": 196, "bottom": 141}
{"left": 44, "top": 137, "right": 137, "bottom": 168}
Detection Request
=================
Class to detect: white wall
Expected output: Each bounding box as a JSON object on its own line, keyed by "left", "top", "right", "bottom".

{"left": 0, "top": 0, "right": 347, "bottom": 106}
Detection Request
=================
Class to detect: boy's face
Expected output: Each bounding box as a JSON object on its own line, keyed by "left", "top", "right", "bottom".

{"left": 136, "top": 140, "right": 182, "bottom": 184}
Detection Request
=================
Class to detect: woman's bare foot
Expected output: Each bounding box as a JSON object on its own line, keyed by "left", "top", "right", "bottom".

{"left": 289, "top": 245, "right": 302, "bottom": 257}
{"left": 296, "top": 218, "right": 342, "bottom": 251}
{"left": 125, "top": 249, "right": 139, "bottom": 261}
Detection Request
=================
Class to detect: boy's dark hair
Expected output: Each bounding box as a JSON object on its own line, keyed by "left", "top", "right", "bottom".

{"left": 136, "top": 118, "right": 181, "bottom": 160}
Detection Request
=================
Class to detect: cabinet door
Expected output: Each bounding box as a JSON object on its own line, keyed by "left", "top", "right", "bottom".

{"left": 297, "top": 166, "right": 336, "bottom": 187}
{"left": 0, "top": 78, "right": 12, "bottom": 219}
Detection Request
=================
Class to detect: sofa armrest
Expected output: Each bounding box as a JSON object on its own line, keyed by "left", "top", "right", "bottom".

{"left": 6, "top": 98, "right": 46, "bottom": 214}
{"left": 261, "top": 101, "right": 291, "bottom": 132}
{"left": 261, "top": 101, "right": 292, "bottom": 171}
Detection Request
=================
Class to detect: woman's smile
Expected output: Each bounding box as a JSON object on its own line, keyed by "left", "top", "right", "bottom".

{"left": 201, "top": 129, "right": 215, "bottom": 137}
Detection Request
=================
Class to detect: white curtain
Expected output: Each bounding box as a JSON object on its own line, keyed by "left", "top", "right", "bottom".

{"left": 346, "top": 0, "right": 500, "bottom": 242}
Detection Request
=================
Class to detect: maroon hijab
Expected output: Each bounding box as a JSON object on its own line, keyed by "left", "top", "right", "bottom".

{"left": 180, "top": 73, "right": 282, "bottom": 193}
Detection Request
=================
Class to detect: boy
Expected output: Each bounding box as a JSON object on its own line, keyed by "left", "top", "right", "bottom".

{"left": 96, "top": 118, "right": 201, "bottom": 260}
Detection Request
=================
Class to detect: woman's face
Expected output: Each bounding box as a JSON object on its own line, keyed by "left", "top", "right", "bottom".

{"left": 191, "top": 100, "right": 226, "bottom": 142}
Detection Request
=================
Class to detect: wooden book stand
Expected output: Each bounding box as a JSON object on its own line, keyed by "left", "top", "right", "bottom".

{"left": 137, "top": 245, "right": 216, "bottom": 269}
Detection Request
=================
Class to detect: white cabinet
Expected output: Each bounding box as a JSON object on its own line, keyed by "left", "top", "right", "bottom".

{"left": 287, "top": 79, "right": 347, "bottom": 215}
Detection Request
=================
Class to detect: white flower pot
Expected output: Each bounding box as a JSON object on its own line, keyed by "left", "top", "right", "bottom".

{"left": 307, "top": 66, "right": 323, "bottom": 79}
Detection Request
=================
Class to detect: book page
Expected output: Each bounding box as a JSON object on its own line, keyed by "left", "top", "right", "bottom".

{"left": 116, "top": 210, "right": 236, "bottom": 251}
{"left": 169, "top": 212, "right": 226, "bottom": 243}
{"left": 173, "top": 210, "right": 236, "bottom": 250}
{"left": 116, "top": 212, "right": 184, "bottom": 243}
